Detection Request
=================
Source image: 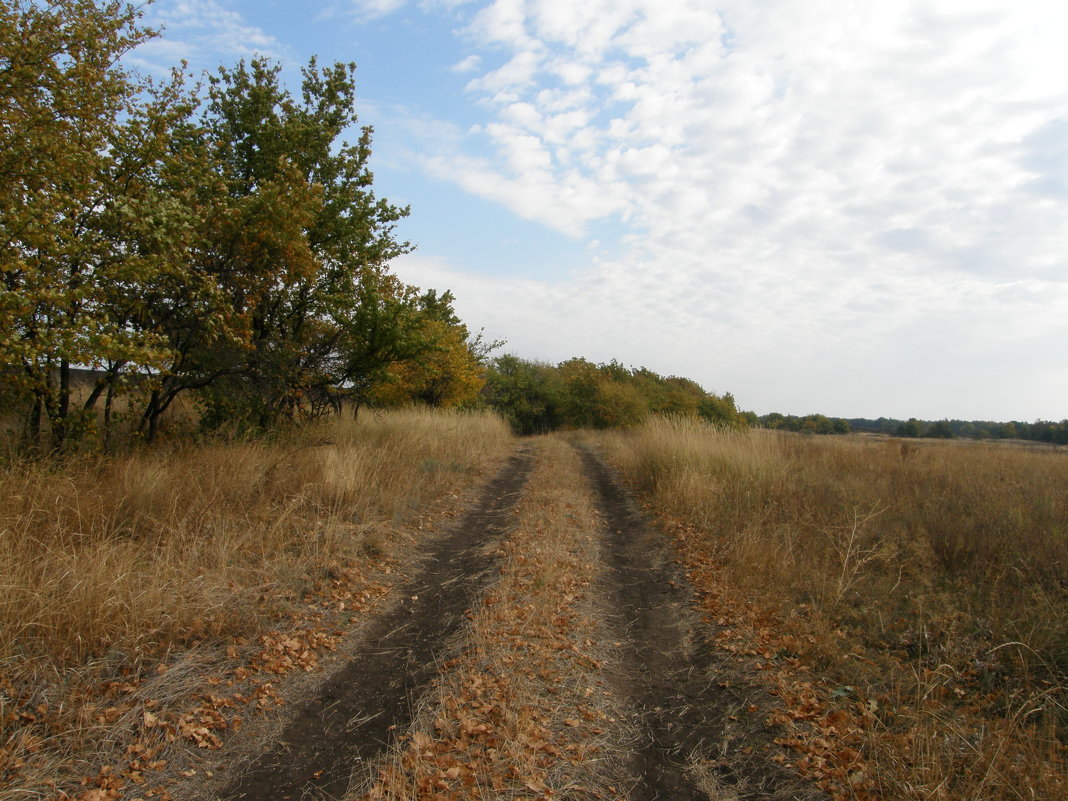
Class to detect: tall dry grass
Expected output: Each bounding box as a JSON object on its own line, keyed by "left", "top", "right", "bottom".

{"left": 0, "top": 408, "right": 512, "bottom": 672}
{"left": 590, "top": 418, "right": 1067, "bottom": 799}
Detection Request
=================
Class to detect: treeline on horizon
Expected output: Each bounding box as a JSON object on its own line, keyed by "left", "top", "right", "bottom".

{"left": 848, "top": 416, "right": 1068, "bottom": 444}
{"left": 1, "top": 0, "right": 494, "bottom": 450}
{"left": 483, "top": 355, "right": 745, "bottom": 435}
{"left": 757, "top": 412, "right": 1068, "bottom": 444}
{"left": 0, "top": 1, "right": 746, "bottom": 453}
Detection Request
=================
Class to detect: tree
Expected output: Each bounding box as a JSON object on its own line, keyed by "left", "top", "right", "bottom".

{"left": 590, "top": 379, "right": 648, "bottom": 428}
{"left": 135, "top": 144, "right": 321, "bottom": 441}
{"left": 698, "top": 392, "right": 742, "bottom": 427}
{"left": 897, "top": 418, "right": 923, "bottom": 438}
{"left": 0, "top": 0, "right": 183, "bottom": 447}
{"left": 483, "top": 355, "right": 563, "bottom": 435}
{"left": 557, "top": 358, "right": 602, "bottom": 428}
{"left": 370, "top": 289, "right": 504, "bottom": 410}
{"left": 928, "top": 419, "right": 954, "bottom": 439}
{"left": 373, "top": 321, "right": 484, "bottom": 408}
{"left": 170, "top": 56, "right": 412, "bottom": 434}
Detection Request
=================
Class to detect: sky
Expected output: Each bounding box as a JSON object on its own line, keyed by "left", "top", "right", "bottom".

{"left": 129, "top": 0, "right": 1068, "bottom": 421}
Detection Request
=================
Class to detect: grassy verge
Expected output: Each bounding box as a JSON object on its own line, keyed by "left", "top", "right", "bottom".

{"left": 0, "top": 408, "right": 513, "bottom": 797}
{"left": 588, "top": 418, "right": 1067, "bottom": 800}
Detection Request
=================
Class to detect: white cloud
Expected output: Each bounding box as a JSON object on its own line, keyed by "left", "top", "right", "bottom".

{"left": 466, "top": 48, "right": 545, "bottom": 96}
{"left": 130, "top": 0, "right": 293, "bottom": 74}
{"left": 404, "top": 0, "right": 1068, "bottom": 418}
{"left": 349, "top": 0, "right": 409, "bottom": 20}
{"left": 451, "top": 54, "right": 482, "bottom": 73}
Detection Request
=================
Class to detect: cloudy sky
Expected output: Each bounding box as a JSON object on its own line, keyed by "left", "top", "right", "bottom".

{"left": 131, "top": 0, "right": 1068, "bottom": 421}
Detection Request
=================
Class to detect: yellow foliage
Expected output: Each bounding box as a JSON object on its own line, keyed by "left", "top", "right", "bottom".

{"left": 373, "top": 321, "right": 484, "bottom": 408}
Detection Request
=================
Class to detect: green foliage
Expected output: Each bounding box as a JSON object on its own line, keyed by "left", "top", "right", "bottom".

{"left": 699, "top": 392, "right": 743, "bottom": 427}
{"left": 758, "top": 412, "right": 852, "bottom": 434}
{"left": 184, "top": 57, "right": 412, "bottom": 434}
{"left": 850, "top": 416, "right": 1049, "bottom": 442}
{"left": 483, "top": 355, "right": 745, "bottom": 433}
{"left": 0, "top": 0, "right": 183, "bottom": 446}
{"left": 482, "top": 355, "right": 564, "bottom": 435}
{"left": 928, "top": 419, "right": 954, "bottom": 439}
{"left": 897, "top": 418, "right": 923, "bottom": 438}
{"left": 369, "top": 290, "right": 492, "bottom": 410}
{"left": 0, "top": 3, "right": 471, "bottom": 449}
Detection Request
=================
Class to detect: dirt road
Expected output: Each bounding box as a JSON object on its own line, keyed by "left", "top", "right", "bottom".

{"left": 216, "top": 439, "right": 811, "bottom": 801}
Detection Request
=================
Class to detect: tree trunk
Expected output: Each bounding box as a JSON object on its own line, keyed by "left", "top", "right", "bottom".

{"left": 140, "top": 388, "right": 161, "bottom": 443}
{"left": 103, "top": 380, "right": 115, "bottom": 452}
{"left": 26, "top": 393, "right": 43, "bottom": 448}
{"left": 52, "top": 359, "right": 71, "bottom": 449}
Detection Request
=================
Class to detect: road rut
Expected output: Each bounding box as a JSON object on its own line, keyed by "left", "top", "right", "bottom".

{"left": 223, "top": 447, "right": 535, "bottom": 801}
{"left": 578, "top": 444, "right": 814, "bottom": 801}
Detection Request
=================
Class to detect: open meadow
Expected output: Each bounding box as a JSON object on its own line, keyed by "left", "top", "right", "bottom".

{"left": 1, "top": 413, "right": 1064, "bottom": 800}
{"left": 588, "top": 419, "right": 1067, "bottom": 799}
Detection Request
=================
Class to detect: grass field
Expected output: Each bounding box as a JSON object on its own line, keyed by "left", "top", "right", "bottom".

{"left": 0, "top": 409, "right": 514, "bottom": 790}
{"left": 589, "top": 419, "right": 1067, "bottom": 799}
{"left": 3, "top": 411, "right": 1065, "bottom": 799}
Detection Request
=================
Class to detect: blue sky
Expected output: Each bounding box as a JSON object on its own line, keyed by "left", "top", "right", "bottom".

{"left": 130, "top": 0, "right": 1068, "bottom": 421}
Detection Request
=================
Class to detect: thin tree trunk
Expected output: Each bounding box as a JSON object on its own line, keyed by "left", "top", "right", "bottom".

{"left": 140, "top": 388, "right": 161, "bottom": 443}
{"left": 26, "top": 393, "right": 43, "bottom": 448}
{"left": 103, "top": 380, "right": 115, "bottom": 452}
{"left": 147, "top": 405, "right": 160, "bottom": 443}
{"left": 52, "top": 359, "right": 71, "bottom": 448}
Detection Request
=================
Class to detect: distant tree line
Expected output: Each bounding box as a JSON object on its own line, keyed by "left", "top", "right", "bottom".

{"left": 482, "top": 355, "right": 746, "bottom": 434}
{"left": 847, "top": 417, "right": 1068, "bottom": 444}
{"left": 753, "top": 413, "right": 1067, "bottom": 443}
{"left": 0, "top": 0, "right": 483, "bottom": 449}
{"left": 756, "top": 412, "right": 852, "bottom": 435}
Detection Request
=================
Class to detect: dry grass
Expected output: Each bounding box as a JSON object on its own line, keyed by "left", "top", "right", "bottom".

{"left": 0, "top": 408, "right": 513, "bottom": 794}
{"left": 588, "top": 418, "right": 1068, "bottom": 800}
{"left": 353, "top": 437, "right": 632, "bottom": 801}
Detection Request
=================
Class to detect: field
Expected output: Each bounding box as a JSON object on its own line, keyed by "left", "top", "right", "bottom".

{"left": 588, "top": 419, "right": 1067, "bottom": 799}
{"left": 0, "top": 413, "right": 1064, "bottom": 800}
{"left": 0, "top": 409, "right": 515, "bottom": 795}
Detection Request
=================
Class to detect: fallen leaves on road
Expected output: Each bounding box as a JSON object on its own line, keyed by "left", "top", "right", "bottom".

{"left": 359, "top": 441, "right": 627, "bottom": 801}
{"left": 0, "top": 561, "right": 396, "bottom": 801}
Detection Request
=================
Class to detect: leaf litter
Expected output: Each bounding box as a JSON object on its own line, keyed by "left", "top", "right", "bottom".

{"left": 4, "top": 436, "right": 922, "bottom": 801}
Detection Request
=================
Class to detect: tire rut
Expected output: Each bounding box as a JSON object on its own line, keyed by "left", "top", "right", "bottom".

{"left": 577, "top": 444, "right": 810, "bottom": 801}
{"left": 223, "top": 447, "right": 535, "bottom": 801}
{"left": 577, "top": 444, "right": 714, "bottom": 801}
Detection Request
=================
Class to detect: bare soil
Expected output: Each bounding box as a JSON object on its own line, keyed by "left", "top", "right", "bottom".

{"left": 222, "top": 447, "right": 535, "bottom": 800}
{"left": 577, "top": 445, "right": 815, "bottom": 801}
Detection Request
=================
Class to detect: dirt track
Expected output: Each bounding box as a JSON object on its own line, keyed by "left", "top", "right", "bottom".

{"left": 218, "top": 440, "right": 812, "bottom": 801}
{"left": 224, "top": 448, "right": 535, "bottom": 800}
{"left": 578, "top": 445, "right": 811, "bottom": 801}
